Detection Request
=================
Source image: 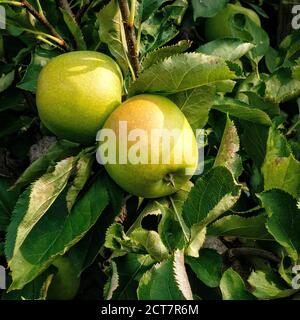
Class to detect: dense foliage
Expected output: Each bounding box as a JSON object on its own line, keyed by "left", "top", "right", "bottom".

{"left": 0, "top": 0, "right": 300, "bottom": 300}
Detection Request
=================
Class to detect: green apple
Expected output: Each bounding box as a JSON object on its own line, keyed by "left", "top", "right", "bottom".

{"left": 98, "top": 94, "right": 198, "bottom": 198}
{"left": 36, "top": 51, "right": 123, "bottom": 144}
{"left": 47, "top": 256, "right": 80, "bottom": 300}
{"left": 205, "top": 3, "right": 261, "bottom": 41}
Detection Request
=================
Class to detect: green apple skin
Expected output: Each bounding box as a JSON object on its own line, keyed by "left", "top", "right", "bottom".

{"left": 36, "top": 51, "right": 123, "bottom": 144}
{"left": 205, "top": 4, "right": 261, "bottom": 41}
{"left": 47, "top": 256, "right": 80, "bottom": 300}
{"left": 100, "top": 94, "right": 198, "bottom": 199}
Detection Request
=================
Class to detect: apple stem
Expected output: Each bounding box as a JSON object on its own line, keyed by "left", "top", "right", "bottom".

{"left": 163, "top": 173, "right": 176, "bottom": 188}
{"left": 118, "top": 0, "right": 140, "bottom": 78}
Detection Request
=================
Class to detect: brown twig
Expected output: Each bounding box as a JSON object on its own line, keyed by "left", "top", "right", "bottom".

{"left": 226, "top": 247, "right": 281, "bottom": 263}
{"left": 118, "top": 0, "right": 139, "bottom": 78}
{"left": 57, "top": 0, "right": 76, "bottom": 20}
{"left": 20, "top": 1, "right": 69, "bottom": 50}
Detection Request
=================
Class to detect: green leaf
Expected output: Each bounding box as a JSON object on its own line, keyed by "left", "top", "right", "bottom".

{"left": 0, "top": 178, "right": 19, "bottom": 232}
{"left": 248, "top": 270, "right": 296, "bottom": 299}
{"left": 182, "top": 166, "right": 241, "bottom": 229}
{"left": 208, "top": 213, "right": 272, "bottom": 240}
{"left": 131, "top": 228, "right": 169, "bottom": 261}
{"left": 141, "top": 0, "right": 170, "bottom": 21}
{"left": 0, "top": 69, "right": 14, "bottom": 93}
{"left": 60, "top": 8, "right": 87, "bottom": 50}
{"left": 185, "top": 225, "right": 206, "bottom": 257}
{"left": 239, "top": 91, "right": 280, "bottom": 118}
{"left": 69, "top": 177, "right": 124, "bottom": 276}
{"left": 237, "top": 72, "right": 265, "bottom": 96}
{"left": 215, "top": 80, "right": 236, "bottom": 93}
{"left": 220, "top": 268, "right": 254, "bottom": 300}
{"left": 97, "top": 0, "right": 130, "bottom": 75}
{"left": 241, "top": 122, "right": 269, "bottom": 167}
{"left": 140, "top": 10, "right": 179, "bottom": 55}
{"left": 0, "top": 89, "right": 26, "bottom": 113}
{"left": 141, "top": 40, "right": 191, "bottom": 71}
{"left": 110, "top": 253, "right": 154, "bottom": 300}
{"left": 66, "top": 151, "right": 93, "bottom": 211}
{"left": 247, "top": 3, "right": 269, "bottom": 19}
{"left": 104, "top": 176, "right": 125, "bottom": 216}
{"left": 158, "top": 185, "right": 192, "bottom": 251}
{"left": 231, "top": 14, "right": 269, "bottom": 64}
{"left": 17, "top": 47, "right": 59, "bottom": 93}
{"left": 68, "top": 221, "right": 107, "bottom": 277}
{"left": 259, "top": 190, "right": 300, "bottom": 263}
{"left": 162, "top": 0, "right": 188, "bottom": 25}
{"left": 197, "top": 38, "right": 254, "bottom": 60}
{"left": 105, "top": 224, "right": 164, "bottom": 258}
{"left": 265, "top": 68, "right": 300, "bottom": 103}
{"left": 183, "top": 167, "right": 241, "bottom": 256}
{"left": 7, "top": 174, "right": 109, "bottom": 290}
{"left": 138, "top": 250, "right": 193, "bottom": 300}
{"left": 4, "top": 188, "right": 30, "bottom": 254}
{"left": 0, "top": 115, "right": 33, "bottom": 139}
{"left": 214, "top": 116, "right": 242, "bottom": 178}
{"left": 212, "top": 97, "right": 272, "bottom": 126}
{"left": 158, "top": 205, "right": 185, "bottom": 251}
{"left": 6, "top": 157, "right": 75, "bottom": 261}
{"left": 262, "top": 127, "right": 300, "bottom": 199}
{"left": 280, "top": 30, "right": 300, "bottom": 63}
{"left": 104, "top": 261, "right": 119, "bottom": 300}
{"left": 265, "top": 46, "right": 282, "bottom": 73}
{"left": 191, "top": 0, "right": 229, "bottom": 19}
{"left": 186, "top": 249, "right": 222, "bottom": 288}
{"left": 293, "top": 59, "right": 300, "bottom": 80}
{"left": 105, "top": 223, "right": 130, "bottom": 252}
{"left": 171, "top": 182, "right": 193, "bottom": 213}
{"left": 13, "top": 140, "right": 81, "bottom": 190}
{"left": 129, "top": 53, "right": 236, "bottom": 96}
{"left": 126, "top": 199, "right": 167, "bottom": 236}
{"left": 3, "top": 268, "right": 54, "bottom": 300}
{"left": 169, "top": 85, "right": 216, "bottom": 130}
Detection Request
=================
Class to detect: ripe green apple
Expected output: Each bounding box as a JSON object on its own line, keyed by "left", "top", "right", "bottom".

{"left": 205, "top": 3, "right": 261, "bottom": 41}
{"left": 47, "top": 256, "right": 80, "bottom": 300}
{"left": 98, "top": 94, "right": 198, "bottom": 198}
{"left": 36, "top": 51, "right": 123, "bottom": 144}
